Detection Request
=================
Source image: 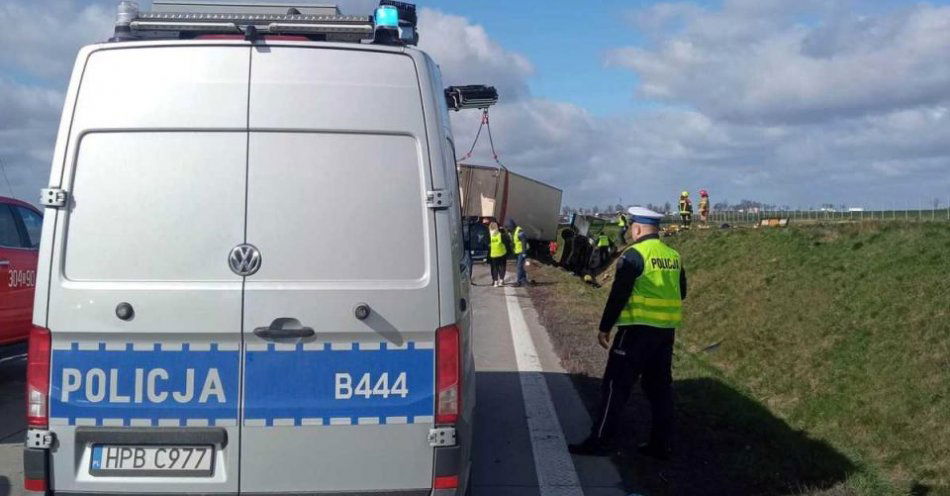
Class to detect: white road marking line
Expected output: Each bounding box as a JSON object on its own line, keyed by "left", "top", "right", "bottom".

{"left": 504, "top": 286, "right": 584, "bottom": 496}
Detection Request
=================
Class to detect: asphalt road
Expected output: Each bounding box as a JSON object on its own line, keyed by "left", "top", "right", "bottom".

{"left": 0, "top": 264, "right": 625, "bottom": 495}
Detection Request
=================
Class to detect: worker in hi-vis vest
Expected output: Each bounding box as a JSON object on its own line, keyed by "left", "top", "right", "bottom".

{"left": 616, "top": 212, "right": 628, "bottom": 245}
{"left": 596, "top": 232, "right": 611, "bottom": 268}
{"left": 506, "top": 219, "right": 528, "bottom": 287}
{"left": 488, "top": 221, "right": 508, "bottom": 287}
{"left": 569, "top": 207, "right": 687, "bottom": 460}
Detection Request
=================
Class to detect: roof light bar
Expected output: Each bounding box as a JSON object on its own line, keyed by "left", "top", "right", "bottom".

{"left": 445, "top": 85, "right": 499, "bottom": 111}
{"left": 111, "top": 1, "right": 416, "bottom": 44}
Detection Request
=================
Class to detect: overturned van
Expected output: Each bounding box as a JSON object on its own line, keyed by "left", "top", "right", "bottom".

{"left": 25, "top": 2, "right": 478, "bottom": 495}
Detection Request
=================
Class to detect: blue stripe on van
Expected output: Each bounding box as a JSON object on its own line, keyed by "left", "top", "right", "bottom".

{"left": 49, "top": 341, "right": 432, "bottom": 426}
{"left": 243, "top": 342, "right": 434, "bottom": 426}
{"left": 49, "top": 344, "right": 240, "bottom": 426}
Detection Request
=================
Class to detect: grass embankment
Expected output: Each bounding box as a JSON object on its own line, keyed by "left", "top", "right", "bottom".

{"left": 528, "top": 222, "right": 950, "bottom": 495}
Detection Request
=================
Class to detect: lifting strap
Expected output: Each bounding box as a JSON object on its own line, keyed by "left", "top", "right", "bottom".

{"left": 458, "top": 109, "right": 504, "bottom": 169}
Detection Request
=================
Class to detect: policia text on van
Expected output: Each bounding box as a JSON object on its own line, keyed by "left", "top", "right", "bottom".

{"left": 23, "top": 2, "right": 497, "bottom": 495}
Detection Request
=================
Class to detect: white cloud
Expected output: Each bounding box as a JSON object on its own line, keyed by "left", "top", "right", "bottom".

{"left": 610, "top": 2, "right": 950, "bottom": 125}
{"left": 0, "top": 80, "right": 64, "bottom": 200}
{"left": 418, "top": 9, "right": 533, "bottom": 101}
{"left": 0, "top": 1, "right": 114, "bottom": 79}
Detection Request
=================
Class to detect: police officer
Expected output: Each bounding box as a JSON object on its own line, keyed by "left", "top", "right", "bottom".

{"left": 569, "top": 207, "right": 687, "bottom": 459}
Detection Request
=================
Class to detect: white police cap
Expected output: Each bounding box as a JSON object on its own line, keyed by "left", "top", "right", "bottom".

{"left": 626, "top": 206, "right": 663, "bottom": 226}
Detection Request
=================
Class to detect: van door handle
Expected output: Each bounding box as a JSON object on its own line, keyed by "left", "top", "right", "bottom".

{"left": 253, "top": 318, "right": 315, "bottom": 339}
{"left": 0, "top": 259, "right": 9, "bottom": 267}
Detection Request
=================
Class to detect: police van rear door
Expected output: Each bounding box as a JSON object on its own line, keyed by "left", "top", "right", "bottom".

{"left": 240, "top": 45, "right": 439, "bottom": 493}
{"left": 45, "top": 44, "right": 249, "bottom": 494}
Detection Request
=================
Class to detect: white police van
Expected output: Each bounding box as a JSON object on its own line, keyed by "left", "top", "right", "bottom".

{"left": 24, "top": 2, "right": 487, "bottom": 494}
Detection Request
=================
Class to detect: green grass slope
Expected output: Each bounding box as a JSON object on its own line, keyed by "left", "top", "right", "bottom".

{"left": 668, "top": 223, "right": 950, "bottom": 491}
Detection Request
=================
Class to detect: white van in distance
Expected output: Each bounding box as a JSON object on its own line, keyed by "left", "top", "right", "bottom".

{"left": 24, "top": 2, "right": 484, "bottom": 495}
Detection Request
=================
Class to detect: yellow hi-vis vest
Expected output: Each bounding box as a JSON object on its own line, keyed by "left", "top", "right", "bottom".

{"left": 616, "top": 238, "right": 683, "bottom": 329}
{"left": 617, "top": 216, "right": 627, "bottom": 227}
{"left": 597, "top": 234, "right": 610, "bottom": 248}
{"left": 513, "top": 226, "right": 524, "bottom": 255}
{"left": 490, "top": 232, "right": 507, "bottom": 258}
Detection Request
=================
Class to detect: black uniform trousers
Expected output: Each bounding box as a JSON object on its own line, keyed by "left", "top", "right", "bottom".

{"left": 590, "top": 325, "right": 675, "bottom": 449}
{"left": 489, "top": 256, "right": 507, "bottom": 282}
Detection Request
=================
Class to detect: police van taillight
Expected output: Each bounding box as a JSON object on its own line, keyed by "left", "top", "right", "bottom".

{"left": 435, "top": 324, "right": 461, "bottom": 425}
{"left": 26, "top": 326, "right": 51, "bottom": 428}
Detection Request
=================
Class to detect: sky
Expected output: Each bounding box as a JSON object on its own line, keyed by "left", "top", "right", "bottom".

{"left": 2, "top": 1, "right": 950, "bottom": 210}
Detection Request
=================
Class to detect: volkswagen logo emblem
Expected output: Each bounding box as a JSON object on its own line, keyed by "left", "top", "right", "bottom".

{"left": 229, "top": 244, "right": 262, "bottom": 276}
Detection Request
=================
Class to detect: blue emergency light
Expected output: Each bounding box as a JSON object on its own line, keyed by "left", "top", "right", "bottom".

{"left": 374, "top": 5, "right": 399, "bottom": 28}
{"left": 373, "top": 1, "right": 418, "bottom": 45}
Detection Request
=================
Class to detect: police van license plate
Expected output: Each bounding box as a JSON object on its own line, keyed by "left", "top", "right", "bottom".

{"left": 91, "top": 445, "right": 214, "bottom": 476}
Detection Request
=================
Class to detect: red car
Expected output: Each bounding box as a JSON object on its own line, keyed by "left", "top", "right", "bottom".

{"left": 0, "top": 196, "right": 42, "bottom": 348}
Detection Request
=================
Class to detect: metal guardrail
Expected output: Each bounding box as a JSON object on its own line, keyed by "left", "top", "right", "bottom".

{"left": 700, "top": 208, "right": 950, "bottom": 226}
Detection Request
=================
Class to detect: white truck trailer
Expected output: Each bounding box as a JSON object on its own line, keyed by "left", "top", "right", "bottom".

{"left": 458, "top": 163, "right": 562, "bottom": 243}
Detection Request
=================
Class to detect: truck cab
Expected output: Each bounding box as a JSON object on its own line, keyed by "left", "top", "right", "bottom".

{"left": 25, "top": 2, "right": 476, "bottom": 495}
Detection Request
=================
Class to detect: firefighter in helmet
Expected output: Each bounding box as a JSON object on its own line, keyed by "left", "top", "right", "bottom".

{"left": 678, "top": 191, "right": 692, "bottom": 228}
